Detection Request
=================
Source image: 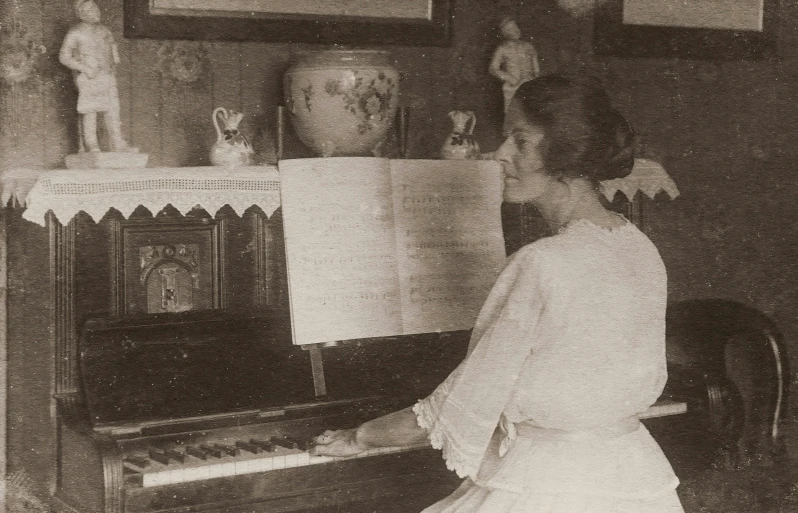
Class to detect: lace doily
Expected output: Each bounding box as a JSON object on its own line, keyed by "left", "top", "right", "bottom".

{"left": 1, "top": 166, "right": 281, "bottom": 226}
{"left": 600, "top": 158, "right": 680, "bottom": 203}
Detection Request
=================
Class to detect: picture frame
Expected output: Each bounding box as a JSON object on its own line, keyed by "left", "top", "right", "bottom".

{"left": 123, "top": 0, "right": 452, "bottom": 46}
{"left": 594, "top": 0, "right": 778, "bottom": 60}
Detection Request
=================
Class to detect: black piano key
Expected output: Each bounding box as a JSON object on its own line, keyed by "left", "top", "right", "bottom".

{"left": 235, "top": 440, "right": 262, "bottom": 454}
{"left": 284, "top": 435, "right": 312, "bottom": 451}
{"left": 124, "top": 456, "right": 151, "bottom": 470}
{"left": 250, "top": 438, "right": 275, "bottom": 452}
{"left": 200, "top": 444, "right": 223, "bottom": 458}
{"left": 186, "top": 446, "right": 209, "bottom": 460}
{"left": 213, "top": 443, "right": 240, "bottom": 457}
{"left": 271, "top": 436, "right": 299, "bottom": 450}
{"left": 148, "top": 448, "right": 171, "bottom": 465}
{"left": 164, "top": 449, "right": 187, "bottom": 464}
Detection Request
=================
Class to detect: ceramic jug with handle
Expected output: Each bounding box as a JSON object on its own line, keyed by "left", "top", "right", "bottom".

{"left": 210, "top": 107, "right": 255, "bottom": 166}
{"left": 441, "top": 110, "right": 480, "bottom": 160}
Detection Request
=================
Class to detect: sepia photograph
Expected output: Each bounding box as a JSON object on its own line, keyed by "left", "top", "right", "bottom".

{"left": 0, "top": 0, "right": 795, "bottom": 512}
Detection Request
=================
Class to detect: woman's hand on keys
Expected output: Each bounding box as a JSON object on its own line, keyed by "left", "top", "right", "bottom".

{"left": 310, "top": 428, "right": 368, "bottom": 457}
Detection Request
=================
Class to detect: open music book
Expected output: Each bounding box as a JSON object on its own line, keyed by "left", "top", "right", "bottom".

{"left": 278, "top": 158, "right": 507, "bottom": 345}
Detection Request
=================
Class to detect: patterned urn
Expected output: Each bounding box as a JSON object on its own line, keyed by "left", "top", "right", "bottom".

{"left": 284, "top": 50, "right": 399, "bottom": 157}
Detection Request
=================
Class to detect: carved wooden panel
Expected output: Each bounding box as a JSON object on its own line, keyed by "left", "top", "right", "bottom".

{"left": 110, "top": 217, "right": 225, "bottom": 316}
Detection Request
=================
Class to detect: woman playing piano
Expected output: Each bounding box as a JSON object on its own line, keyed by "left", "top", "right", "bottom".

{"left": 312, "top": 74, "right": 685, "bottom": 513}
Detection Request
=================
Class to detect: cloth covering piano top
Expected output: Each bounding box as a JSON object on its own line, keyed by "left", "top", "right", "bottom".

{"left": 0, "top": 158, "right": 678, "bottom": 227}
{"left": 414, "top": 218, "right": 685, "bottom": 513}
{"left": 0, "top": 166, "right": 282, "bottom": 226}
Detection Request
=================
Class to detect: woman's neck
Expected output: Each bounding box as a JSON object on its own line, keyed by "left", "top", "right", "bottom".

{"left": 532, "top": 179, "right": 625, "bottom": 233}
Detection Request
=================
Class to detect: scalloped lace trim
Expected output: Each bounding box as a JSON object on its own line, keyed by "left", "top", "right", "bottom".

{"left": 414, "top": 398, "right": 481, "bottom": 479}
{"left": 9, "top": 166, "right": 282, "bottom": 226}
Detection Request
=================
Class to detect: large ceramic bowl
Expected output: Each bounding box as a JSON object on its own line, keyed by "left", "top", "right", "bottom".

{"left": 284, "top": 50, "right": 399, "bottom": 157}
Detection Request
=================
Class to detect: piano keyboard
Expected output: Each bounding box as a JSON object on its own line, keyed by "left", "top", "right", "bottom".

{"left": 123, "top": 400, "right": 687, "bottom": 488}
{"left": 125, "top": 437, "right": 430, "bottom": 488}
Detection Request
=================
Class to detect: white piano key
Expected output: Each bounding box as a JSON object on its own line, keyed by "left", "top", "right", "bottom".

{"left": 295, "top": 451, "right": 310, "bottom": 467}
{"left": 249, "top": 458, "right": 269, "bottom": 473}
{"left": 208, "top": 463, "right": 223, "bottom": 479}
{"left": 167, "top": 468, "right": 186, "bottom": 485}
{"left": 144, "top": 471, "right": 163, "bottom": 488}
{"left": 196, "top": 466, "right": 211, "bottom": 482}
{"left": 284, "top": 452, "right": 299, "bottom": 468}
{"left": 182, "top": 467, "right": 200, "bottom": 483}
{"left": 154, "top": 469, "right": 171, "bottom": 486}
{"left": 271, "top": 455, "right": 286, "bottom": 471}
{"left": 217, "top": 461, "right": 236, "bottom": 478}
{"left": 234, "top": 459, "right": 250, "bottom": 475}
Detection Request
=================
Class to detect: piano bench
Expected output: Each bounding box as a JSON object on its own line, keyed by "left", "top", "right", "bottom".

{"left": 665, "top": 298, "right": 789, "bottom": 469}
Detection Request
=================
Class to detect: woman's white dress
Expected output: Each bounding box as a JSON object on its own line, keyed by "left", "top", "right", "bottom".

{"left": 413, "top": 220, "right": 685, "bottom": 513}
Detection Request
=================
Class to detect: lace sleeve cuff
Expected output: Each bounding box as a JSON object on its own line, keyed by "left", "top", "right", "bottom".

{"left": 413, "top": 365, "right": 483, "bottom": 479}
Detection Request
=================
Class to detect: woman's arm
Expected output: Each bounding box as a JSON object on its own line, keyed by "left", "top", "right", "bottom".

{"left": 357, "top": 406, "right": 429, "bottom": 447}
{"left": 311, "top": 406, "right": 428, "bottom": 457}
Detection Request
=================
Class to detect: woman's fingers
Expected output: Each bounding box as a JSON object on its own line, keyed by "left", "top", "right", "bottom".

{"left": 309, "top": 428, "right": 363, "bottom": 457}
{"left": 311, "top": 438, "right": 362, "bottom": 457}
{"left": 313, "top": 429, "right": 341, "bottom": 445}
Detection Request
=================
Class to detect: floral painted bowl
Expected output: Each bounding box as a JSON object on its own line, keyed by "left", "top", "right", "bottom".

{"left": 284, "top": 50, "right": 399, "bottom": 157}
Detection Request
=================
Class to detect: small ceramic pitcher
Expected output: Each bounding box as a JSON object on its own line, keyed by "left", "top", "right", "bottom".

{"left": 210, "top": 107, "right": 255, "bottom": 166}
{"left": 441, "top": 110, "right": 480, "bottom": 160}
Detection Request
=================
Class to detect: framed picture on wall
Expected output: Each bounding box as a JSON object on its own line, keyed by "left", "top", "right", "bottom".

{"left": 594, "top": 0, "right": 778, "bottom": 59}
{"left": 124, "top": 0, "right": 452, "bottom": 46}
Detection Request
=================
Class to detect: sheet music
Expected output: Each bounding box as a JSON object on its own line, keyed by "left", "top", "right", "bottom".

{"left": 279, "top": 158, "right": 403, "bottom": 345}
{"left": 391, "top": 160, "right": 506, "bottom": 334}
{"left": 279, "top": 158, "right": 506, "bottom": 345}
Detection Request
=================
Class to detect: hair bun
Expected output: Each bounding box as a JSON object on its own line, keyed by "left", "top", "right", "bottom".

{"left": 596, "top": 110, "right": 635, "bottom": 181}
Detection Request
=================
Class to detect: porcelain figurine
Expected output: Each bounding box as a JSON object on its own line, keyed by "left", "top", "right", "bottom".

{"left": 489, "top": 17, "right": 540, "bottom": 112}
{"left": 210, "top": 107, "right": 255, "bottom": 167}
{"left": 441, "top": 110, "right": 480, "bottom": 160}
{"left": 60, "top": 0, "right": 140, "bottom": 160}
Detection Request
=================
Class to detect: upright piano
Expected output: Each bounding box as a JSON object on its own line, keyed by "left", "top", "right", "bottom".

{"left": 12, "top": 194, "right": 740, "bottom": 513}
{"left": 54, "top": 310, "right": 747, "bottom": 513}
{"left": 56, "top": 310, "right": 470, "bottom": 513}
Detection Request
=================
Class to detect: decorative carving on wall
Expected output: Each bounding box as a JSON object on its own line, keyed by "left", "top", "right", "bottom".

{"left": 155, "top": 41, "right": 208, "bottom": 87}
{"left": 0, "top": 20, "right": 46, "bottom": 85}
{"left": 154, "top": 40, "right": 210, "bottom": 162}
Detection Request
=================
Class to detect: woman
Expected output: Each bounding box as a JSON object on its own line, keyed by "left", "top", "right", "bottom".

{"left": 312, "top": 74, "right": 685, "bottom": 513}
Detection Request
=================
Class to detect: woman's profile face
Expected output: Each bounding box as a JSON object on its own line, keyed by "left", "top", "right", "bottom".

{"left": 494, "top": 100, "right": 551, "bottom": 203}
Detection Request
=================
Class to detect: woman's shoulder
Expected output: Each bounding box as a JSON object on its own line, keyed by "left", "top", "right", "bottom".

{"left": 503, "top": 237, "right": 563, "bottom": 279}
{"left": 511, "top": 224, "right": 592, "bottom": 258}
{"left": 511, "top": 220, "right": 663, "bottom": 269}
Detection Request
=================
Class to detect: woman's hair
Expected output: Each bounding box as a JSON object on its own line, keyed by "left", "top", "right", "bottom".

{"left": 512, "top": 74, "right": 635, "bottom": 182}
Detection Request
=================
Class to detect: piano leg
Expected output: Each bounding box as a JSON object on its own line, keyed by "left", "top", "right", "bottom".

{"left": 55, "top": 424, "right": 124, "bottom": 513}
